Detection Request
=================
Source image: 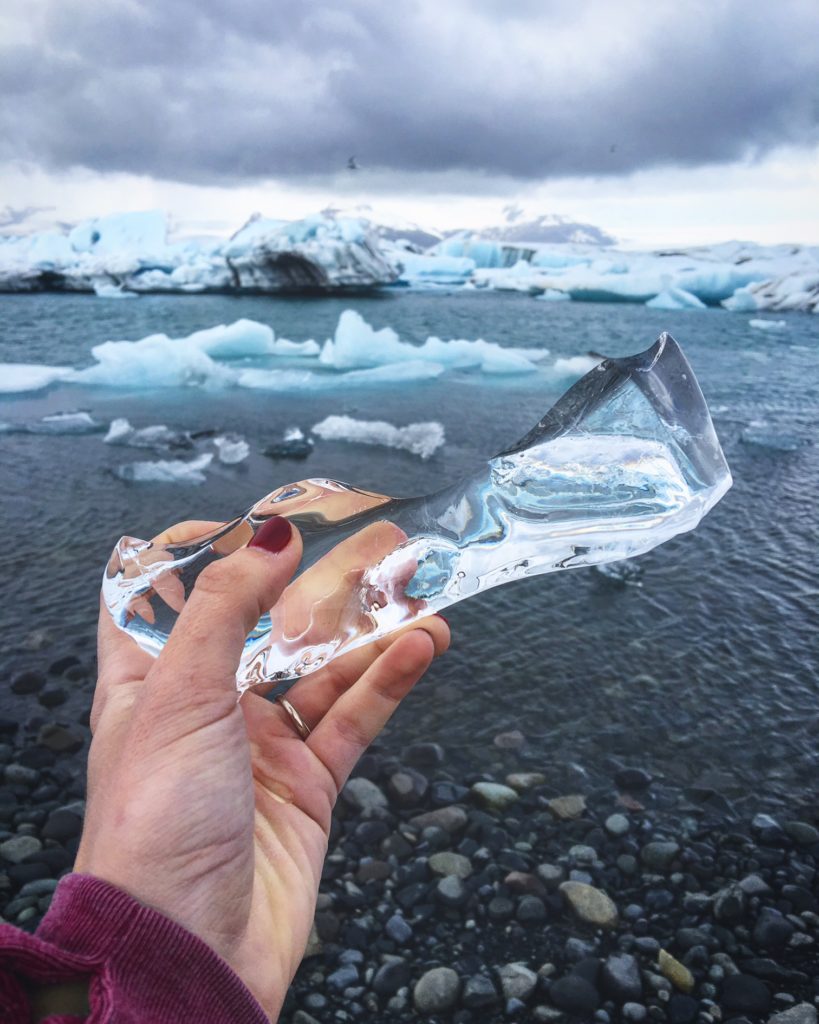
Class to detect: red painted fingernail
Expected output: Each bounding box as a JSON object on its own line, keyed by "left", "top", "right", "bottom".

{"left": 436, "top": 613, "right": 449, "bottom": 625}
{"left": 249, "top": 516, "right": 291, "bottom": 554}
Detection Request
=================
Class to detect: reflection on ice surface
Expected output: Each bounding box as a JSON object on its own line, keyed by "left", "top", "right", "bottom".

{"left": 103, "top": 333, "right": 731, "bottom": 694}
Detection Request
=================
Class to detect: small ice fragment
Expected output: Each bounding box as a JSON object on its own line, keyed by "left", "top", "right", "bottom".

{"left": 312, "top": 415, "right": 445, "bottom": 460}
{"left": 595, "top": 560, "right": 644, "bottom": 585}
{"left": 0, "top": 364, "right": 72, "bottom": 394}
{"left": 104, "top": 418, "right": 192, "bottom": 449}
{"left": 749, "top": 319, "right": 787, "bottom": 331}
{"left": 114, "top": 453, "right": 213, "bottom": 484}
{"left": 213, "top": 434, "right": 250, "bottom": 464}
{"left": 263, "top": 428, "right": 314, "bottom": 459}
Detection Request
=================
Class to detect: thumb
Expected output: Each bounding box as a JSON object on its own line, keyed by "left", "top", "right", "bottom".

{"left": 147, "top": 516, "right": 302, "bottom": 708}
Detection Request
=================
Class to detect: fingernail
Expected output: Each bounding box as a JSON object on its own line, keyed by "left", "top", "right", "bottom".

{"left": 249, "top": 516, "right": 291, "bottom": 554}
{"left": 436, "top": 613, "right": 449, "bottom": 625}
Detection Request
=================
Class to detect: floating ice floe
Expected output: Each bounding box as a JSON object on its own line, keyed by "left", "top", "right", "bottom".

{"left": 93, "top": 280, "right": 138, "bottom": 299}
{"left": 213, "top": 434, "right": 250, "bottom": 464}
{"left": 0, "top": 411, "right": 104, "bottom": 435}
{"left": 312, "top": 415, "right": 445, "bottom": 460}
{"left": 749, "top": 318, "right": 788, "bottom": 332}
{"left": 115, "top": 453, "right": 214, "bottom": 484}
{"left": 104, "top": 418, "right": 193, "bottom": 449}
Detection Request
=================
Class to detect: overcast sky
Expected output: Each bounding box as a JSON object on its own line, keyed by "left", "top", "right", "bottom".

{"left": 2, "top": 0, "right": 818, "bottom": 245}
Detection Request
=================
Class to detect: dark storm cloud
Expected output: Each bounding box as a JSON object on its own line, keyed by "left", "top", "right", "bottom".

{"left": 1, "top": 0, "right": 817, "bottom": 187}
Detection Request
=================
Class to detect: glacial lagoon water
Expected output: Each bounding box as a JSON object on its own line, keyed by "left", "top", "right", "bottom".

{"left": 1, "top": 291, "right": 817, "bottom": 811}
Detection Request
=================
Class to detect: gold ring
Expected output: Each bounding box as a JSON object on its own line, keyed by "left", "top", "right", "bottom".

{"left": 276, "top": 697, "right": 311, "bottom": 740}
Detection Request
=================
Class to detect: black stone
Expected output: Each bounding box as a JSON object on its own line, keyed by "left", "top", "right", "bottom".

{"left": 462, "top": 974, "right": 499, "bottom": 1010}
{"left": 549, "top": 975, "right": 600, "bottom": 1014}
{"left": 262, "top": 438, "right": 314, "bottom": 460}
{"left": 402, "top": 743, "right": 445, "bottom": 768}
{"left": 720, "top": 974, "right": 771, "bottom": 1015}
{"left": 668, "top": 994, "right": 699, "bottom": 1024}
{"left": 48, "top": 655, "right": 81, "bottom": 677}
{"left": 17, "top": 748, "right": 56, "bottom": 770}
{"left": 38, "top": 687, "right": 68, "bottom": 709}
{"left": 516, "top": 895, "right": 546, "bottom": 923}
{"left": 11, "top": 671, "right": 45, "bottom": 695}
{"left": 614, "top": 768, "right": 652, "bottom": 791}
{"left": 41, "top": 810, "right": 83, "bottom": 842}
{"left": 752, "top": 907, "right": 794, "bottom": 951}
{"left": 372, "top": 960, "right": 411, "bottom": 996}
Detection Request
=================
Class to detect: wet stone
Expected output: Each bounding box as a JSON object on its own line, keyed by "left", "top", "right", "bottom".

{"left": 413, "top": 967, "right": 461, "bottom": 1014}
{"left": 506, "top": 772, "right": 546, "bottom": 791}
{"left": 462, "top": 974, "right": 499, "bottom": 1010}
{"left": 0, "top": 835, "right": 42, "bottom": 864}
{"left": 549, "top": 975, "right": 600, "bottom": 1015}
{"left": 10, "top": 671, "right": 45, "bottom": 695}
{"left": 658, "top": 950, "right": 694, "bottom": 994}
{"left": 604, "top": 813, "right": 630, "bottom": 837}
{"left": 559, "top": 881, "right": 619, "bottom": 929}
{"left": 428, "top": 851, "right": 472, "bottom": 878}
{"left": 601, "top": 953, "right": 642, "bottom": 1003}
{"left": 517, "top": 895, "right": 547, "bottom": 923}
{"left": 372, "top": 959, "right": 411, "bottom": 996}
{"left": 614, "top": 767, "right": 652, "bottom": 790}
{"left": 471, "top": 781, "right": 519, "bottom": 811}
{"left": 768, "top": 1004, "right": 818, "bottom": 1024}
{"left": 668, "top": 994, "right": 699, "bottom": 1024}
{"left": 547, "top": 795, "right": 586, "bottom": 820}
{"left": 38, "top": 687, "right": 67, "bottom": 709}
{"left": 387, "top": 770, "right": 428, "bottom": 807}
{"left": 408, "top": 805, "right": 468, "bottom": 834}
{"left": 640, "top": 841, "right": 680, "bottom": 871}
{"left": 436, "top": 875, "right": 467, "bottom": 907}
{"left": 784, "top": 821, "right": 819, "bottom": 845}
{"left": 342, "top": 778, "right": 388, "bottom": 814}
{"left": 41, "top": 809, "right": 83, "bottom": 842}
{"left": 497, "top": 963, "right": 537, "bottom": 1002}
{"left": 403, "top": 743, "right": 445, "bottom": 768}
{"left": 36, "top": 724, "right": 84, "bottom": 754}
{"left": 493, "top": 730, "right": 526, "bottom": 750}
{"left": 4, "top": 765, "right": 39, "bottom": 787}
{"left": 720, "top": 973, "right": 771, "bottom": 1015}
{"left": 753, "top": 907, "right": 794, "bottom": 950}
{"left": 384, "top": 914, "right": 412, "bottom": 944}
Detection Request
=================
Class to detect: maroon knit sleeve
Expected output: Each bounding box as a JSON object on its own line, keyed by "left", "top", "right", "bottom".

{"left": 0, "top": 873, "right": 269, "bottom": 1023}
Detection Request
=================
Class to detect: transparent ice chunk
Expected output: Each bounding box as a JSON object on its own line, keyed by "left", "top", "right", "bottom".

{"left": 103, "top": 333, "right": 731, "bottom": 695}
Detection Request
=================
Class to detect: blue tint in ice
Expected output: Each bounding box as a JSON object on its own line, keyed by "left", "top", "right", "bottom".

{"left": 103, "top": 333, "right": 732, "bottom": 694}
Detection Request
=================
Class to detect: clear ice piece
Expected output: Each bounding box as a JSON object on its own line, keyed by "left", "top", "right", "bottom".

{"left": 103, "top": 333, "right": 731, "bottom": 695}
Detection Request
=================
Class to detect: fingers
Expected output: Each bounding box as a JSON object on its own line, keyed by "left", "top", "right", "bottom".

{"left": 147, "top": 518, "right": 302, "bottom": 710}
{"left": 273, "top": 613, "right": 450, "bottom": 726}
{"left": 305, "top": 628, "right": 436, "bottom": 791}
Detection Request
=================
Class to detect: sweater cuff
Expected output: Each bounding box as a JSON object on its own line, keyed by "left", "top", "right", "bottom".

{"left": 1, "top": 873, "right": 268, "bottom": 1024}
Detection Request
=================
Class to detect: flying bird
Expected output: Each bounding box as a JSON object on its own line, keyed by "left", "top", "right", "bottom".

{"left": 347, "top": 156, "right": 359, "bottom": 171}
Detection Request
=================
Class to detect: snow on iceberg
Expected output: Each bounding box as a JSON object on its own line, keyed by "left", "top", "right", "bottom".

{"left": 0, "top": 364, "right": 72, "bottom": 393}
{"left": 726, "top": 271, "right": 819, "bottom": 315}
{"left": 320, "top": 310, "right": 547, "bottom": 375}
{"left": 551, "top": 354, "right": 602, "bottom": 377}
{"left": 312, "top": 415, "right": 445, "bottom": 460}
{"left": 646, "top": 288, "right": 706, "bottom": 310}
{"left": 114, "top": 453, "right": 214, "bottom": 484}
{"left": 0, "top": 411, "right": 103, "bottom": 435}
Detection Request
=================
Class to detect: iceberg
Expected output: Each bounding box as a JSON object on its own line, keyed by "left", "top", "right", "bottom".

{"left": 646, "top": 288, "right": 706, "bottom": 310}
{"left": 102, "top": 333, "right": 731, "bottom": 693}
{"left": 321, "top": 310, "right": 547, "bottom": 374}
{"left": 0, "top": 364, "right": 72, "bottom": 394}
{"left": 114, "top": 453, "right": 213, "bottom": 484}
{"left": 728, "top": 272, "right": 819, "bottom": 315}
{"left": 311, "top": 415, "right": 445, "bottom": 460}
{"left": 263, "top": 428, "right": 314, "bottom": 460}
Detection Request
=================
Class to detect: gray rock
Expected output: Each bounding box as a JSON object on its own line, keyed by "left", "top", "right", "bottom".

{"left": 517, "top": 895, "right": 547, "bottom": 923}
{"left": 784, "top": 821, "right": 819, "bottom": 846}
{"left": 497, "top": 963, "right": 537, "bottom": 1002}
{"left": 536, "top": 863, "right": 565, "bottom": 889}
{"left": 713, "top": 883, "right": 746, "bottom": 923}
{"left": 559, "top": 881, "right": 619, "bottom": 928}
{"left": 4, "top": 764, "right": 39, "bottom": 786}
{"left": 721, "top": 973, "right": 771, "bottom": 1015}
{"left": 493, "top": 729, "right": 526, "bottom": 750}
{"left": 471, "top": 781, "right": 519, "bottom": 811}
{"left": 623, "top": 1003, "right": 648, "bottom": 1022}
{"left": 41, "top": 809, "right": 83, "bottom": 842}
{"left": 428, "top": 851, "right": 472, "bottom": 878}
{"left": 11, "top": 670, "right": 45, "bottom": 694}
{"left": 462, "top": 974, "right": 499, "bottom": 1010}
{"left": 0, "top": 835, "right": 42, "bottom": 864}
{"left": 506, "top": 772, "right": 546, "bottom": 791}
{"left": 436, "top": 875, "right": 467, "bottom": 907}
{"left": 547, "top": 794, "right": 586, "bottom": 820}
{"left": 413, "top": 967, "right": 461, "bottom": 1013}
{"left": 387, "top": 770, "right": 428, "bottom": 807}
{"left": 640, "top": 841, "right": 680, "bottom": 871}
{"left": 292, "top": 1012, "right": 321, "bottom": 1024}
{"left": 403, "top": 742, "right": 445, "bottom": 767}
{"left": 604, "top": 813, "right": 630, "bottom": 837}
{"left": 342, "top": 778, "right": 388, "bottom": 814}
{"left": 768, "top": 1003, "right": 818, "bottom": 1024}
{"left": 36, "top": 723, "right": 84, "bottom": 753}
{"left": 751, "top": 813, "right": 786, "bottom": 844}
{"left": 753, "top": 907, "right": 794, "bottom": 950}
{"left": 601, "top": 953, "right": 642, "bottom": 1003}
{"left": 385, "top": 914, "right": 412, "bottom": 944}
{"left": 373, "top": 959, "right": 411, "bottom": 996}
{"left": 739, "top": 873, "right": 773, "bottom": 896}
{"left": 18, "top": 879, "right": 58, "bottom": 897}
{"left": 327, "top": 963, "right": 359, "bottom": 991}
{"left": 408, "top": 805, "right": 468, "bottom": 834}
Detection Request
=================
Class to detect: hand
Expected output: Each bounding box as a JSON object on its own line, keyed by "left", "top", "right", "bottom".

{"left": 75, "top": 516, "right": 449, "bottom": 1021}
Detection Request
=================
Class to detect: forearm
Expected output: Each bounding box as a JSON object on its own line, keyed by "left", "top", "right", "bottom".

{"left": 0, "top": 874, "right": 270, "bottom": 1023}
